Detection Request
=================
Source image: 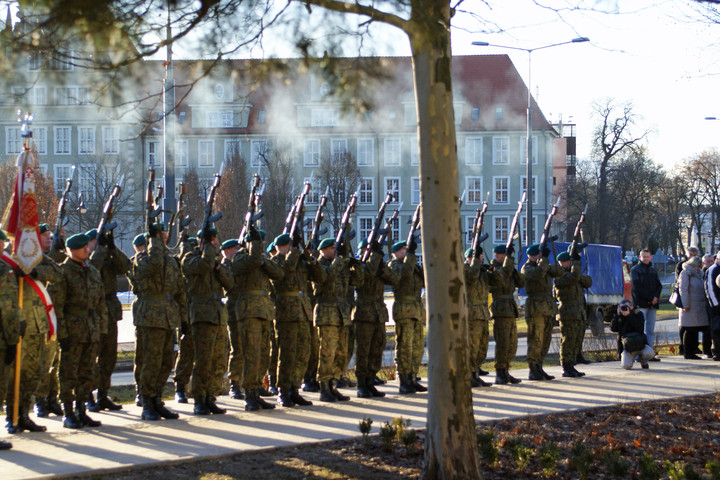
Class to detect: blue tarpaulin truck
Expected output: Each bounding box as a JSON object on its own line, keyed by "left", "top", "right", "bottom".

{"left": 518, "top": 242, "right": 629, "bottom": 335}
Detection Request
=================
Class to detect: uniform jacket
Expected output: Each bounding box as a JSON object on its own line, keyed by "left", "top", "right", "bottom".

{"left": 313, "top": 254, "right": 351, "bottom": 327}
{"left": 183, "top": 242, "right": 234, "bottom": 325}
{"left": 464, "top": 257, "right": 491, "bottom": 321}
{"left": 20, "top": 255, "right": 63, "bottom": 336}
{"left": 389, "top": 252, "right": 425, "bottom": 322}
{"left": 0, "top": 259, "right": 19, "bottom": 348}
{"left": 231, "top": 239, "right": 283, "bottom": 321}
{"left": 630, "top": 261, "right": 662, "bottom": 309}
{"left": 679, "top": 264, "right": 709, "bottom": 328}
{"left": 90, "top": 244, "right": 131, "bottom": 322}
{"left": 488, "top": 255, "right": 525, "bottom": 318}
{"left": 272, "top": 248, "right": 325, "bottom": 323}
{"left": 553, "top": 260, "right": 592, "bottom": 321}
{"left": 353, "top": 251, "right": 398, "bottom": 324}
{"left": 521, "top": 257, "right": 564, "bottom": 317}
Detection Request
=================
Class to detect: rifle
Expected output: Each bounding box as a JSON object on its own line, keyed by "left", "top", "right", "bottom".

{"left": 377, "top": 201, "right": 402, "bottom": 255}
{"left": 505, "top": 192, "right": 526, "bottom": 254}
{"left": 145, "top": 169, "right": 163, "bottom": 233}
{"left": 198, "top": 173, "right": 223, "bottom": 242}
{"left": 169, "top": 183, "right": 192, "bottom": 249}
{"left": 335, "top": 192, "right": 358, "bottom": 254}
{"left": 539, "top": 196, "right": 562, "bottom": 255}
{"left": 308, "top": 187, "right": 329, "bottom": 250}
{"left": 96, "top": 183, "right": 122, "bottom": 241}
{"left": 239, "top": 174, "right": 262, "bottom": 242}
{"left": 288, "top": 180, "right": 311, "bottom": 243}
{"left": 406, "top": 202, "right": 421, "bottom": 247}
{"left": 568, "top": 203, "right": 588, "bottom": 259}
{"left": 361, "top": 192, "right": 394, "bottom": 262}
{"left": 471, "top": 198, "right": 489, "bottom": 258}
{"left": 53, "top": 165, "right": 76, "bottom": 250}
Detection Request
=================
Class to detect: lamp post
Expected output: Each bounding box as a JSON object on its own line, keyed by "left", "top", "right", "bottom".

{"left": 471, "top": 37, "right": 589, "bottom": 244}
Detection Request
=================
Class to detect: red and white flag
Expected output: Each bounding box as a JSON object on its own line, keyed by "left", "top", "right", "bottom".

{"left": 1, "top": 147, "right": 43, "bottom": 274}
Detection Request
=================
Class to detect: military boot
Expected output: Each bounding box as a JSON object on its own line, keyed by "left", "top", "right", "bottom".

{"left": 571, "top": 365, "right": 586, "bottom": 377}
{"left": 399, "top": 374, "right": 417, "bottom": 394}
{"left": 6, "top": 409, "right": 23, "bottom": 434}
{"left": 539, "top": 364, "right": 555, "bottom": 380}
{"left": 257, "top": 386, "right": 273, "bottom": 397}
{"left": 475, "top": 370, "right": 492, "bottom": 387}
{"left": 528, "top": 363, "right": 544, "bottom": 381}
{"left": 373, "top": 375, "right": 386, "bottom": 385}
{"left": 35, "top": 397, "right": 50, "bottom": 418}
{"left": 206, "top": 396, "right": 227, "bottom": 414}
{"left": 356, "top": 377, "right": 373, "bottom": 398}
{"left": 471, "top": 371, "right": 482, "bottom": 387}
{"left": 135, "top": 385, "right": 143, "bottom": 406}
{"left": 576, "top": 353, "right": 592, "bottom": 365}
{"left": 256, "top": 393, "right": 277, "bottom": 410}
{"left": 291, "top": 387, "right": 313, "bottom": 406}
{"left": 331, "top": 379, "right": 350, "bottom": 401}
{"left": 495, "top": 368, "right": 509, "bottom": 385}
{"left": 319, "top": 381, "right": 338, "bottom": 403}
{"left": 47, "top": 395, "right": 63, "bottom": 416}
{"left": 506, "top": 369, "right": 521, "bottom": 384}
{"left": 193, "top": 397, "right": 211, "bottom": 415}
{"left": 277, "top": 388, "right": 295, "bottom": 408}
{"left": 76, "top": 401, "right": 101, "bottom": 427}
{"left": 0, "top": 440, "right": 11, "bottom": 450}
{"left": 174, "top": 384, "right": 188, "bottom": 404}
{"left": 153, "top": 397, "right": 179, "bottom": 419}
{"left": 412, "top": 376, "right": 428, "bottom": 392}
{"left": 141, "top": 396, "right": 161, "bottom": 421}
{"left": 477, "top": 367, "right": 490, "bottom": 376}
{"left": 366, "top": 377, "right": 386, "bottom": 397}
{"left": 96, "top": 391, "right": 123, "bottom": 411}
{"left": 562, "top": 363, "right": 579, "bottom": 378}
{"left": 62, "top": 402, "right": 82, "bottom": 429}
{"left": 244, "top": 390, "right": 261, "bottom": 412}
{"left": 268, "top": 376, "right": 278, "bottom": 396}
{"left": 303, "top": 372, "right": 320, "bottom": 392}
{"left": 229, "top": 381, "right": 244, "bottom": 400}
{"left": 17, "top": 407, "right": 46, "bottom": 432}
{"left": 86, "top": 392, "right": 100, "bottom": 412}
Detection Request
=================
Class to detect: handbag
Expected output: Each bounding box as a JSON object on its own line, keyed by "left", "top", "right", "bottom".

{"left": 621, "top": 331, "right": 646, "bottom": 352}
{"left": 669, "top": 286, "right": 683, "bottom": 308}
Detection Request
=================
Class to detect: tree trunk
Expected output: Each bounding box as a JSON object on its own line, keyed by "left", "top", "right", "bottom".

{"left": 408, "top": 6, "right": 482, "bottom": 480}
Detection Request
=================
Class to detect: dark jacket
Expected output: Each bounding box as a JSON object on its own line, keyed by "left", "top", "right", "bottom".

{"left": 630, "top": 261, "right": 662, "bottom": 309}
{"left": 610, "top": 308, "right": 646, "bottom": 354}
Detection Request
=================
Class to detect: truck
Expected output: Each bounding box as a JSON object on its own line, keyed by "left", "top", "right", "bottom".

{"left": 518, "top": 242, "right": 631, "bottom": 335}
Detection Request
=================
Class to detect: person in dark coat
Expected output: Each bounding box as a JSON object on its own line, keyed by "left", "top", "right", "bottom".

{"left": 630, "top": 249, "right": 662, "bottom": 360}
{"left": 610, "top": 299, "right": 654, "bottom": 370}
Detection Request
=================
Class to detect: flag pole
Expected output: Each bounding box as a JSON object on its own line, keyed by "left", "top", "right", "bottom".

{"left": 12, "top": 281, "right": 22, "bottom": 427}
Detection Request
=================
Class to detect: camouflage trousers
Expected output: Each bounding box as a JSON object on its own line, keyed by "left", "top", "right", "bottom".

{"left": 276, "top": 321, "right": 312, "bottom": 390}
{"left": 212, "top": 328, "right": 229, "bottom": 396}
{"left": 493, "top": 317, "right": 518, "bottom": 369}
{"left": 526, "top": 315, "right": 554, "bottom": 365}
{"left": 394, "top": 318, "right": 424, "bottom": 375}
{"left": 269, "top": 322, "right": 278, "bottom": 380}
{"left": 7, "top": 332, "right": 48, "bottom": 410}
{"left": 559, "top": 317, "right": 585, "bottom": 365}
{"left": 0, "top": 344, "right": 10, "bottom": 409}
{"left": 95, "top": 321, "right": 119, "bottom": 393}
{"left": 317, "top": 325, "right": 348, "bottom": 382}
{"left": 240, "top": 318, "right": 271, "bottom": 390}
{"left": 59, "top": 340, "right": 96, "bottom": 404}
{"left": 341, "top": 324, "right": 355, "bottom": 374}
{"left": 305, "top": 324, "right": 320, "bottom": 379}
{"left": 468, "top": 319, "right": 490, "bottom": 369}
{"left": 173, "top": 325, "right": 194, "bottom": 388}
{"left": 190, "top": 322, "right": 225, "bottom": 398}
{"left": 354, "top": 321, "right": 386, "bottom": 379}
{"left": 227, "top": 321, "right": 243, "bottom": 383}
{"left": 134, "top": 326, "right": 143, "bottom": 386}
{"left": 35, "top": 337, "right": 59, "bottom": 399}
{"left": 138, "top": 327, "right": 174, "bottom": 398}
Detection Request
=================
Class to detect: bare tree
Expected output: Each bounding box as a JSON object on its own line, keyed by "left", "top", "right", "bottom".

{"left": 215, "top": 150, "right": 250, "bottom": 241}
{"left": 179, "top": 166, "right": 206, "bottom": 238}
{"left": 317, "top": 151, "right": 361, "bottom": 234}
{"left": 255, "top": 142, "right": 295, "bottom": 240}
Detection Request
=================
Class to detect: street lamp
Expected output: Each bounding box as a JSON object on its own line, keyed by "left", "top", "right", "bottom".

{"left": 471, "top": 37, "right": 589, "bottom": 244}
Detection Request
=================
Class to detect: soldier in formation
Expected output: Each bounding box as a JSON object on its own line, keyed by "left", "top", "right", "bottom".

{"left": 463, "top": 247, "right": 493, "bottom": 387}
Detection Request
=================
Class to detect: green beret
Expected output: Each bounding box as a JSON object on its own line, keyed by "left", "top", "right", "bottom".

{"left": 196, "top": 227, "right": 217, "bottom": 238}
{"left": 391, "top": 241, "right": 407, "bottom": 253}
{"left": 154, "top": 222, "right": 166, "bottom": 232}
{"left": 318, "top": 238, "right": 335, "bottom": 250}
{"left": 266, "top": 241, "right": 276, "bottom": 254}
{"left": 556, "top": 251, "right": 571, "bottom": 262}
{"left": 0, "top": 229, "right": 6, "bottom": 241}
{"left": 527, "top": 244, "right": 540, "bottom": 256}
{"left": 85, "top": 228, "right": 97, "bottom": 240}
{"left": 477, "top": 246, "right": 483, "bottom": 254}
{"left": 493, "top": 245, "right": 506, "bottom": 254}
{"left": 39, "top": 223, "right": 50, "bottom": 234}
{"left": 358, "top": 238, "right": 369, "bottom": 249}
{"left": 274, "top": 233, "right": 291, "bottom": 247}
{"left": 66, "top": 233, "right": 90, "bottom": 250}
{"left": 464, "top": 248, "right": 473, "bottom": 258}
{"left": 133, "top": 234, "right": 147, "bottom": 247}
{"left": 188, "top": 237, "right": 198, "bottom": 247}
{"left": 221, "top": 239, "right": 239, "bottom": 250}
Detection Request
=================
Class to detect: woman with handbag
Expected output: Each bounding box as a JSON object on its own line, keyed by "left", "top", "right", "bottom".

{"left": 610, "top": 299, "right": 655, "bottom": 369}
{"left": 679, "top": 256, "right": 710, "bottom": 359}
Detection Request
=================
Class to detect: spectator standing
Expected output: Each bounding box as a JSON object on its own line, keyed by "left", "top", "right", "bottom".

{"left": 631, "top": 249, "right": 662, "bottom": 361}
{"left": 704, "top": 252, "right": 720, "bottom": 361}
{"left": 677, "top": 247, "right": 699, "bottom": 355}
{"left": 679, "top": 256, "right": 709, "bottom": 359}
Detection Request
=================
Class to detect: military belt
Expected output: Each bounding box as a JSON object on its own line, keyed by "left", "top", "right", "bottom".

{"left": 357, "top": 295, "right": 383, "bottom": 302}
{"left": 398, "top": 296, "right": 421, "bottom": 302}
{"left": 526, "top": 293, "right": 548, "bottom": 299}
{"left": 492, "top": 294, "right": 512, "bottom": 299}
{"left": 242, "top": 290, "right": 270, "bottom": 297}
{"left": 145, "top": 294, "right": 174, "bottom": 301}
{"left": 317, "top": 297, "right": 344, "bottom": 303}
{"left": 277, "top": 291, "right": 304, "bottom": 297}
{"left": 65, "top": 307, "right": 91, "bottom": 316}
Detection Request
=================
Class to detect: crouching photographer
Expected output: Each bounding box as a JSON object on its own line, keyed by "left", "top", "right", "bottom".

{"left": 610, "top": 299, "right": 655, "bottom": 370}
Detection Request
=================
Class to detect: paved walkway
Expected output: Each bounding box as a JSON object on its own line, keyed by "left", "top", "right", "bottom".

{"left": 1, "top": 356, "right": 719, "bottom": 479}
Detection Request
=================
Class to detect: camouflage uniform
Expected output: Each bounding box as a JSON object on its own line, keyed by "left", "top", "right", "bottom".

{"left": 182, "top": 242, "right": 233, "bottom": 402}
{"left": 389, "top": 252, "right": 425, "bottom": 381}
{"left": 464, "top": 257, "right": 492, "bottom": 372}
{"left": 554, "top": 260, "right": 593, "bottom": 367}
{"left": 222, "top": 253, "right": 243, "bottom": 390}
{"left": 521, "top": 257, "right": 564, "bottom": 366}
{"left": 487, "top": 255, "right": 525, "bottom": 371}
{"left": 0, "top": 258, "right": 20, "bottom": 416}
{"left": 173, "top": 241, "right": 196, "bottom": 393}
{"left": 89, "top": 243, "right": 131, "bottom": 398}
{"left": 35, "top": 253, "right": 65, "bottom": 412}
{"left": 127, "top": 252, "right": 143, "bottom": 389}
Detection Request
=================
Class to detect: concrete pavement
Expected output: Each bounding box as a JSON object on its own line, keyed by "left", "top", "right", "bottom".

{"left": 2, "top": 356, "right": 719, "bottom": 479}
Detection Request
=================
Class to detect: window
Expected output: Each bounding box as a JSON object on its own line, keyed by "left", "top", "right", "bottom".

{"left": 411, "top": 177, "right": 420, "bottom": 205}
{"left": 359, "top": 217, "right": 373, "bottom": 244}
{"left": 28, "top": 50, "right": 74, "bottom": 71}
{"left": 257, "top": 110, "right": 266, "bottom": 124}
{"left": 410, "top": 139, "right": 419, "bottom": 166}
{"left": 146, "top": 140, "right": 160, "bottom": 167}
{"left": 54, "top": 126, "right": 71, "bottom": 155}
{"left": 28, "top": 52, "right": 43, "bottom": 71}
{"left": 493, "top": 216, "right": 510, "bottom": 244}
{"left": 56, "top": 86, "right": 89, "bottom": 105}
{"left": 250, "top": 139, "right": 267, "bottom": 168}
{"left": 359, "top": 178, "right": 374, "bottom": 205}
{"left": 385, "top": 177, "right": 400, "bottom": 203}
{"left": 224, "top": 139, "right": 242, "bottom": 162}
{"left": 102, "top": 126, "right": 120, "bottom": 154}
{"left": 305, "top": 177, "right": 319, "bottom": 204}
{"left": 311, "top": 108, "right": 339, "bottom": 127}
{"left": 493, "top": 176, "right": 509, "bottom": 205}
{"left": 357, "top": 138, "right": 374, "bottom": 166}
{"left": 53, "top": 164, "right": 73, "bottom": 196}
{"left": 34, "top": 127, "right": 47, "bottom": 155}
{"left": 5, "top": 127, "right": 20, "bottom": 155}
{"left": 384, "top": 138, "right": 401, "bottom": 166}
{"left": 304, "top": 139, "right": 320, "bottom": 166}
{"left": 520, "top": 216, "right": 537, "bottom": 245}
{"left": 471, "top": 107, "right": 480, "bottom": 122}
{"left": 175, "top": 140, "right": 189, "bottom": 167}
{"left": 207, "top": 110, "right": 233, "bottom": 128}
{"left": 331, "top": 139, "right": 348, "bottom": 159}
{"left": 495, "top": 107, "right": 503, "bottom": 120}
{"left": 465, "top": 137, "right": 483, "bottom": 165}
{"left": 492, "top": 136, "right": 509, "bottom": 164}
{"left": 520, "top": 136, "right": 539, "bottom": 164}
{"left": 465, "top": 216, "right": 476, "bottom": 244}
{"left": 388, "top": 216, "right": 400, "bottom": 243}
{"left": 198, "top": 140, "right": 214, "bottom": 167}
{"left": 78, "top": 127, "right": 96, "bottom": 154}
{"left": 13, "top": 86, "right": 46, "bottom": 106}
{"left": 77, "top": 164, "right": 96, "bottom": 202}
{"left": 465, "top": 176, "right": 484, "bottom": 204}
{"left": 521, "top": 176, "right": 538, "bottom": 204}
